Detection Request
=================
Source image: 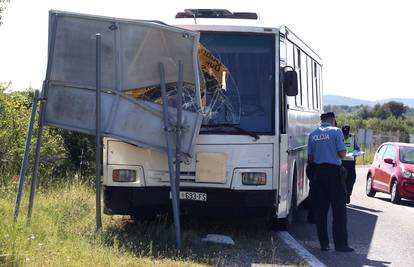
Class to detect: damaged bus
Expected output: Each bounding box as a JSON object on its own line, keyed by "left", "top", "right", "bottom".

{"left": 103, "top": 9, "right": 323, "bottom": 227}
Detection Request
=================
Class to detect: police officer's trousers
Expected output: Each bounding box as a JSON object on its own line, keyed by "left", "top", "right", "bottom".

{"left": 342, "top": 160, "right": 357, "bottom": 197}
{"left": 314, "top": 164, "right": 349, "bottom": 248}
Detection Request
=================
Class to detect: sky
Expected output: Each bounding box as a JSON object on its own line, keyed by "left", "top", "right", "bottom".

{"left": 0, "top": 0, "right": 413, "bottom": 101}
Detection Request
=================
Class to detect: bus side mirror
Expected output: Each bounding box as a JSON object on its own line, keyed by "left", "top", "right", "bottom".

{"left": 283, "top": 68, "right": 298, "bottom": 97}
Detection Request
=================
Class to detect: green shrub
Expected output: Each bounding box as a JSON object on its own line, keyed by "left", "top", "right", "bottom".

{"left": 0, "top": 86, "right": 95, "bottom": 187}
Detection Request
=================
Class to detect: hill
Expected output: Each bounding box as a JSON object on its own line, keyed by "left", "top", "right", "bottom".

{"left": 324, "top": 95, "right": 414, "bottom": 108}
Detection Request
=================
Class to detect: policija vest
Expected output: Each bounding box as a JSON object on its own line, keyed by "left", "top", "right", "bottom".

{"left": 343, "top": 135, "right": 355, "bottom": 161}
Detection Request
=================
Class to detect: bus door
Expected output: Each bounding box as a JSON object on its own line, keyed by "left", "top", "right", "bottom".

{"left": 277, "top": 70, "right": 290, "bottom": 218}
{"left": 278, "top": 133, "right": 290, "bottom": 217}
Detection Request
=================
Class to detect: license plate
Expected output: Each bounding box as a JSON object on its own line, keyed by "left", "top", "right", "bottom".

{"left": 170, "top": 191, "right": 207, "bottom": 202}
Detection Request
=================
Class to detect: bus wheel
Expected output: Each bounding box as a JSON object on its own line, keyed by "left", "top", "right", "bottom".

{"left": 273, "top": 171, "right": 297, "bottom": 231}
{"left": 273, "top": 198, "right": 295, "bottom": 230}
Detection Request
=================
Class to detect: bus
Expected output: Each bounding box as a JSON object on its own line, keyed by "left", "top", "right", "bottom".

{"left": 103, "top": 9, "right": 323, "bottom": 227}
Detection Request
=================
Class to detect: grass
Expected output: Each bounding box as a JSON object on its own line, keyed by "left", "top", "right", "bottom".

{"left": 356, "top": 147, "right": 376, "bottom": 166}
{"left": 0, "top": 177, "right": 307, "bottom": 267}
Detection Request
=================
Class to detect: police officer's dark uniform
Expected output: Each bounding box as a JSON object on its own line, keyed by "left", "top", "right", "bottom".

{"left": 341, "top": 124, "right": 360, "bottom": 204}
{"left": 307, "top": 112, "right": 354, "bottom": 252}
{"left": 306, "top": 161, "right": 317, "bottom": 224}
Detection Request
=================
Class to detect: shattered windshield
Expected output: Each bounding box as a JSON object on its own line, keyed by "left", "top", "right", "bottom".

{"left": 199, "top": 32, "right": 275, "bottom": 134}
{"left": 125, "top": 31, "right": 275, "bottom": 135}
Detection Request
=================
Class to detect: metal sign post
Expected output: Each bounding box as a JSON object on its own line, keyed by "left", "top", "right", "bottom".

{"left": 357, "top": 128, "right": 373, "bottom": 165}
{"left": 159, "top": 63, "right": 182, "bottom": 249}
{"left": 13, "top": 90, "right": 40, "bottom": 223}
{"left": 95, "top": 33, "right": 103, "bottom": 230}
{"left": 363, "top": 129, "right": 367, "bottom": 164}
{"left": 27, "top": 16, "right": 59, "bottom": 224}
{"left": 175, "top": 61, "right": 183, "bottom": 217}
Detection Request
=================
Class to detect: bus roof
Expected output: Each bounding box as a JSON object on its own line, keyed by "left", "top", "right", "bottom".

{"left": 172, "top": 9, "right": 322, "bottom": 63}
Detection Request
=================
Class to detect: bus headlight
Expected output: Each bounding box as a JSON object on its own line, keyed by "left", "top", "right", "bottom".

{"left": 242, "top": 172, "right": 267, "bottom": 185}
{"left": 112, "top": 169, "right": 137, "bottom": 182}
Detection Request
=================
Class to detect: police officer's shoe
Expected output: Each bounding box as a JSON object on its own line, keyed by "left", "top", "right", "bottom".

{"left": 335, "top": 246, "right": 354, "bottom": 252}
{"left": 320, "top": 245, "right": 330, "bottom": 251}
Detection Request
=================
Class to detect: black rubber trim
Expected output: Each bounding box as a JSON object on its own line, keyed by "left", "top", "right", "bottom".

{"left": 104, "top": 186, "right": 276, "bottom": 215}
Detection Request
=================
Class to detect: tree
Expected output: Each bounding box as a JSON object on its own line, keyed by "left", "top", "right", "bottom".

{"left": 0, "top": 0, "right": 10, "bottom": 26}
{"left": 53, "top": 129, "right": 96, "bottom": 177}
{"left": 356, "top": 105, "right": 373, "bottom": 119}
{"left": 383, "top": 101, "right": 407, "bottom": 119}
{"left": 0, "top": 87, "right": 68, "bottom": 186}
{"left": 331, "top": 101, "right": 414, "bottom": 143}
{"left": 372, "top": 103, "right": 392, "bottom": 120}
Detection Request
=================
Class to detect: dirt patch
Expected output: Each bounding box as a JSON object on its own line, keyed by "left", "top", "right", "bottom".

{"left": 103, "top": 214, "right": 309, "bottom": 266}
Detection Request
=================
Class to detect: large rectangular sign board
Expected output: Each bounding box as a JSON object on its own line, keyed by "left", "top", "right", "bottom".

{"left": 43, "top": 10, "right": 203, "bottom": 156}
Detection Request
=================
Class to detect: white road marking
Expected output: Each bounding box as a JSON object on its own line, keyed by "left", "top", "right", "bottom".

{"left": 276, "top": 231, "right": 326, "bottom": 267}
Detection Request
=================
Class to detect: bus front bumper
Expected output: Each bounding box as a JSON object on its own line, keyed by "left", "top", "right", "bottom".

{"left": 104, "top": 186, "right": 277, "bottom": 216}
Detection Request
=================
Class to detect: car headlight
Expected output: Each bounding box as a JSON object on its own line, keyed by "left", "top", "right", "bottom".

{"left": 400, "top": 168, "right": 413, "bottom": 179}
{"left": 242, "top": 172, "right": 267, "bottom": 185}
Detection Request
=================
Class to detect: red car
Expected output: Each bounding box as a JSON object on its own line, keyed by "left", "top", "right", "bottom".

{"left": 366, "top": 142, "right": 414, "bottom": 203}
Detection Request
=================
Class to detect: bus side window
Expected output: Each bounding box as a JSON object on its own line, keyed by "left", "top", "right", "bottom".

{"left": 314, "top": 62, "right": 320, "bottom": 110}
{"left": 294, "top": 47, "right": 302, "bottom": 107}
{"left": 300, "top": 51, "right": 308, "bottom": 108}
{"left": 286, "top": 40, "right": 296, "bottom": 107}
{"left": 308, "top": 58, "right": 314, "bottom": 109}
{"left": 279, "top": 37, "right": 286, "bottom": 64}
{"left": 318, "top": 66, "right": 323, "bottom": 110}
{"left": 309, "top": 60, "right": 318, "bottom": 110}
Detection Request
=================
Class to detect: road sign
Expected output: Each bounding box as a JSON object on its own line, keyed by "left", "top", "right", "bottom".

{"left": 43, "top": 10, "right": 203, "bottom": 157}
{"left": 357, "top": 128, "right": 373, "bottom": 145}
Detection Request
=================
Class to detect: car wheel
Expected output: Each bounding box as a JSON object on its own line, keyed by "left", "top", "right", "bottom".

{"left": 366, "top": 174, "right": 376, "bottom": 197}
{"left": 390, "top": 180, "right": 401, "bottom": 204}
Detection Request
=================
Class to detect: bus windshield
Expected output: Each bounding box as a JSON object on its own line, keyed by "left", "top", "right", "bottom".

{"left": 199, "top": 32, "right": 275, "bottom": 135}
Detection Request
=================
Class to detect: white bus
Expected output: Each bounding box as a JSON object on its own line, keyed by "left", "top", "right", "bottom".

{"left": 103, "top": 9, "right": 323, "bottom": 227}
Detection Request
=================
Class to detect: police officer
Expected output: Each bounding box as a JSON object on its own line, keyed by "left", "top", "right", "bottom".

{"left": 307, "top": 112, "right": 354, "bottom": 252}
{"left": 306, "top": 160, "right": 317, "bottom": 224}
{"left": 341, "top": 124, "right": 360, "bottom": 204}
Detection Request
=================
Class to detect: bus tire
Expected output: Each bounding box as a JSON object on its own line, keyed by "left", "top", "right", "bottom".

{"left": 273, "top": 169, "right": 298, "bottom": 231}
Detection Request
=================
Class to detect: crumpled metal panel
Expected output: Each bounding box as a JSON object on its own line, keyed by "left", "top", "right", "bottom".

{"left": 44, "top": 10, "right": 202, "bottom": 156}
{"left": 45, "top": 85, "right": 202, "bottom": 155}
{"left": 48, "top": 10, "right": 200, "bottom": 91}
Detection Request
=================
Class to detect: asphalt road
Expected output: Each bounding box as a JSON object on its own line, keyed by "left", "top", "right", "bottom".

{"left": 289, "top": 166, "right": 414, "bottom": 267}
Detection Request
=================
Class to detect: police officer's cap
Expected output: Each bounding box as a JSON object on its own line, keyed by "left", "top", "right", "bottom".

{"left": 342, "top": 124, "right": 351, "bottom": 131}
{"left": 320, "top": 112, "right": 335, "bottom": 120}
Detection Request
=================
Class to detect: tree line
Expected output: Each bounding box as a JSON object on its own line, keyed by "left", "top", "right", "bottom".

{"left": 0, "top": 86, "right": 96, "bottom": 186}
{"left": 2, "top": 85, "right": 413, "bottom": 186}
{"left": 0, "top": 0, "right": 10, "bottom": 27}
{"left": 325, "top": 101, "right": 414, "bottom": 143}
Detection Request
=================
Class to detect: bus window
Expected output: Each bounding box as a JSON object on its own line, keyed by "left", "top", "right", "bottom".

{"left": 316, "top": 66, "right": 323, "bottom": 110}
{"left": 314, "top": 62, "right": 319, "bottom": 109}
{"left": 300, "top": 52, "right": 308, "bottom": 108}
{"left": 307, "top": 58, "right": 314, "bottom": 109}
{"left": 279, "top": 37, "right": 286, "bottom": 65}
{"left": 286, "top": 40, "right": 296, "bottom": 107}
{"left": 295, "top": 47, "right": 302, "bottom": 106}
